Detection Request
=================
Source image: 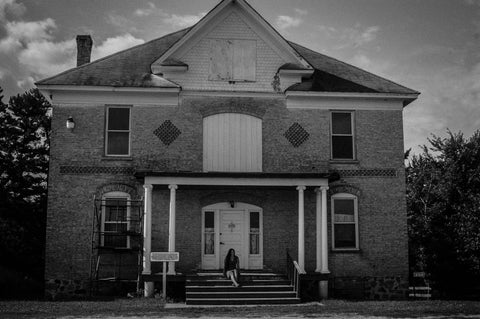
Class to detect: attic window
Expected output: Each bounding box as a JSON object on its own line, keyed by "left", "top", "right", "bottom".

{"left": 209, "top": 39, "right": 256, "bottom": 82}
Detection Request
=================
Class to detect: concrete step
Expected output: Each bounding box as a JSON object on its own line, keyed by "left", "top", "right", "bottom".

{"left": 186, "top": 279, "right": 291, "bottom": 286}
{"left": 186, "top": 285, "right": 293, "bottom": 292}
{"left": 186, "top": 297, "right": 300, "bottom": 305}
{"left": 186, "top": 291, "right": 297, "bottom": 299}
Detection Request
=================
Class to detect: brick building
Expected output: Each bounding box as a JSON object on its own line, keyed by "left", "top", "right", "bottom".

{"left": 37, "top": 0, "right": 419, "bottom": 301}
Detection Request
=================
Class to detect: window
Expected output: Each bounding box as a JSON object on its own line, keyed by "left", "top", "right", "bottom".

{"left": 106, "top": 106, "right": 131, "bottom": 156}
{"left": 209, "top": 39, "right": 256, "bottom": 82}
{"left": 101, "top": 192, "right": 130, "bottom": 248}
{"left": 249, "top": 211, "right": 260, "bottom": 255}
{"left": 331, "top": 193, "right": 359, "bottom": 250}
{"left": 204, "top": 211, "right": 215, "bottom": 255}
{"left": 331, "top": 112, "right": 354, "bottom": 160}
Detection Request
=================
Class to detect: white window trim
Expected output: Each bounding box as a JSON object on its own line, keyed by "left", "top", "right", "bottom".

{"left": 101, "top": 191, "right": 131, "bottom": 248}
{"left": 330, "top": 111, "right": 355, "bottom": 160}
{"left": 331, "top": 193, "right": 359, "bottom": 251}
{"left": 105, "top": 106, "right": 132, "bottom": 157}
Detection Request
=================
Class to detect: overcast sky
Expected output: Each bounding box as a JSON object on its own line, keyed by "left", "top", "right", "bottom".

{"left": 0, "top": 0, "right": 479, "bottom": 154}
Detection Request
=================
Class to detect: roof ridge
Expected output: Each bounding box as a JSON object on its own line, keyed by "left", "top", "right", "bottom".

{"left": 288, "top": 41, "right": 419, "bottom": 94}
{"left": 36, "top": 28, "right": 192, "bottom": 85}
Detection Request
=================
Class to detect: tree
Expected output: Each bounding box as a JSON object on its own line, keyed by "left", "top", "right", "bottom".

{"left": 0, "top": 87, "right": 51, "bottom": 297}
{"left": 407, "top": 130, "right": 480, "bottom": 297}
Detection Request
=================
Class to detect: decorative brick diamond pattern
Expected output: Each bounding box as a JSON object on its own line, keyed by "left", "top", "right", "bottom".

{"left": 60, "top": 166, "right": 134, "bottom": 175}
{"left": 154, "top": 120, "right": 181, "bottom": 146}
{"left": 284, "top": 122, "right": 310, "bottom": 147}
{"left": 330, "top": 169, "right": 397, "bottom": 177}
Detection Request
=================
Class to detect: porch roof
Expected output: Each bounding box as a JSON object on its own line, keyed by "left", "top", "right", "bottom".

{"left": 135, "top": 171, "right": 339, "bottom": 187}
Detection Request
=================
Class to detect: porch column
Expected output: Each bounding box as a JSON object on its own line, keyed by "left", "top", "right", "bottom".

{"left": 315, "top": 188, "right": 322, "bottom": 272}
{"left": 297, "top": 185, "right": 306, "bottom": 270}
{"left": 320, "top": 186, "right": 329, "bottom": 274}
{"left": 168, "top": 184, "right": 178, "bottom": 275}
{"left": 319, "top": 185, "right": 330, "bottom": 299}
{"left": 143, "top": 184, "right": 154, "bottom": 297}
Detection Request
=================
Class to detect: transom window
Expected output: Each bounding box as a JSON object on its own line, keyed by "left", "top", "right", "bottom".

{"left": 101, "top": 192, "right": 131, "bottom": 248}
{"left": 105, "top": 106, "right": 131, "bottom": 156}
{"left": 331, "top": 111, "right": 355, "bottom": 160}
{"left": 331, "top": 193, "right": 359, "bottom": 250}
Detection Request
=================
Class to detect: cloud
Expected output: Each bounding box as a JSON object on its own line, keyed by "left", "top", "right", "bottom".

{"left": 92, "top": 34, "right": 144, "bottom": 60}
{"left": 0, "top": 0, "right": 26, "bottom": 22}
{"left": 276, "top": 15, "right": 302, "bottom": 30}
{"left": 134, "top": 2, "right": 157, "bottom": 17}
{"left": 0, "top": 18, "right": 56, "bottom": 52}
{"left": 0, "top": 68, "right": 5, "bottom": 79}
{"left": 16, "top": 76, "right": 34, "bottom": 90}
{"left": 316, "top": 24, "right": 380, "bottom": 49}
{"left": 294, "top": 8, "right": 308, "bottom": 16}
{"left": 163, "top": 13, "right": 206, "bottom": 28}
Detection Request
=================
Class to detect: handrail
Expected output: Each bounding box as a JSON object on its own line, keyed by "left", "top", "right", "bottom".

{"left": 286, "top": 250, "right": 305, "bottom": 299}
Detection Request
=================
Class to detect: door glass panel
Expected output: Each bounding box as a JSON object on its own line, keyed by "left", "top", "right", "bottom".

{"left": 250, "top": 211, "right": 259, "bottom": 254}
{"left": 204, "top": 211, "right": 215, "bottom": 255}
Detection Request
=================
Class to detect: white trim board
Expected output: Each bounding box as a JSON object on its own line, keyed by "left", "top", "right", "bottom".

{"left": 144, "top": 176, "right": 328, "bottom": 187}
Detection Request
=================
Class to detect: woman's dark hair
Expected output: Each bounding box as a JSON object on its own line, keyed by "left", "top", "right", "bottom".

{"left": 225, "top": 248, "right": 235, "bottom": 262}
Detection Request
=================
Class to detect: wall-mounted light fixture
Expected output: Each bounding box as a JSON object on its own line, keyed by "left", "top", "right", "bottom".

{"left": 66, "top": 116, "right": 75, "bottom": 130}
{"left": 229, "top": 201, "right": 235, "bottom": 208}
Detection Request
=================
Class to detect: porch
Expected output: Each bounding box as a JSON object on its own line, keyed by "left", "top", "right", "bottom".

{"left": 136, "top": 171, "right": 337, "bottom": 300}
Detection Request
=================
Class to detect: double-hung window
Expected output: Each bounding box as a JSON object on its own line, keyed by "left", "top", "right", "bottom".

{"left": 331, "top": 193, "right": 359, "bottom": 250}
{"left": 101, "top": 192, "right": 130, "bottom": 248}
{"left": 106, "top": 106, "right": 131, "bottom": 156}
{"left": 331, "top": 111, "right": 355, "bottom": 160}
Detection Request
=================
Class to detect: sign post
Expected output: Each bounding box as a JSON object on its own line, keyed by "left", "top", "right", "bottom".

{"left": 151, "top": 252, "right": 179, "bottom": 301}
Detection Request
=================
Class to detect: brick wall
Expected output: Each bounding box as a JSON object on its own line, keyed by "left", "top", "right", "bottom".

{"left": 45, "top": 94, "right": 408, "bottom": 298}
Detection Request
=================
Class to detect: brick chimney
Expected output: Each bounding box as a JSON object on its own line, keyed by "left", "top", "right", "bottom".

{"left": 76, "top": 35, "right": 93, "bottom": 67}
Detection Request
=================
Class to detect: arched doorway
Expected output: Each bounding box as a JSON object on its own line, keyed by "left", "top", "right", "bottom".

{"left": 201, "top": 202, "right": 263, "bottom": 270}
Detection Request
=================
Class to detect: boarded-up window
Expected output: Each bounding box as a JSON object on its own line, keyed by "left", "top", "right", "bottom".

{"left": 203, "top": 113, "right": 262, "bottom": 172}
{"left": 209, "top": 39, "right": 256, "bottom": 81}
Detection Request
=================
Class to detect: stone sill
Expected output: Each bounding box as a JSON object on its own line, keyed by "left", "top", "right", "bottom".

{"left": 101, "top": 156, "right": 133, "bottom": 161}
{"left": 329, "top": 160, "right": 360, "bottom": 165}
{"left": 331, "top": 248, "right": 361, "bottom": 253}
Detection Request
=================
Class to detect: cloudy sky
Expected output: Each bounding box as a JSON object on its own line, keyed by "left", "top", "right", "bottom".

{"left": 0, "top": 0, "right": 479, "bottom": 154}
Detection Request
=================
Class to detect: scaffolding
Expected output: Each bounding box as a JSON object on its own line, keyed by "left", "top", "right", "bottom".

{"left": 89, "top": 195, "right": 144, "bottom": 295}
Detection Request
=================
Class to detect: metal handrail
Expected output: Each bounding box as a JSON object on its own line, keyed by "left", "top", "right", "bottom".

{"left": 286, "top": 251, "right": 306, "bottom": 299}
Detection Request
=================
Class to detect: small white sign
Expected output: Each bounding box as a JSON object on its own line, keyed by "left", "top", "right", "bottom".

{"left": 413, "top": 272, "right": 425, "bottom": 278}
{"left": 151, "top": 252, "right": 179, "bottom": 262}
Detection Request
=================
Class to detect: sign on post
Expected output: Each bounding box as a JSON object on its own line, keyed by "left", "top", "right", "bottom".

{"left": 150, "top": 252, "right": 179, "bottom": 302}
{"left": 151, "top": 252, "right": 179, "bottom": 262}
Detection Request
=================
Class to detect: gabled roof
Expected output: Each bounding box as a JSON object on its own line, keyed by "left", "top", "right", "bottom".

{"left": 36, "top": 1, "right": 418, "bottom": 97}
{"left": 37, "top": 28, "right": 190, "bottom": 87}
{"left": 289, "top": 42, "right": 419, "bottom": 95}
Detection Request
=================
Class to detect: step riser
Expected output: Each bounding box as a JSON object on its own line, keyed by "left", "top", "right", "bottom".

{"left": 187, "top": 293, "right": 297, "bottom": 299}
{"left": 186, "top": 286, "right": 293, "bottom": 292}
{"left": 186, "top": 299, "right": 299, "bottom": 305}
{"left": 186, "top": 280, "right": 291, "bottom": 286}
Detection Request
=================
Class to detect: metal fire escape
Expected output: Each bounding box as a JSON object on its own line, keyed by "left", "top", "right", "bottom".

{"left": 89, "top": 195, "right": 144, "bottom": 295}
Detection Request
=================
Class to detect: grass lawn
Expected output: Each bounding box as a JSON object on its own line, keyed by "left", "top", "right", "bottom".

{"left": 1, "top": 299, "right": 480, "bottom": 318}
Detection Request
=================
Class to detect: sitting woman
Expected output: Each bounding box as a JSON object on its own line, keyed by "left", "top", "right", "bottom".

{"left": 223, "top": 248, "right": 240, "bottom": 287}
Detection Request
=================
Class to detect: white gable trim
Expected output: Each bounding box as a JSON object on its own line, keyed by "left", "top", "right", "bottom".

{"left": 151, "top": 0, "right": 312, "bottom": 72}
{"left": 37, "top": 85, "right": 180, "bottom": 106}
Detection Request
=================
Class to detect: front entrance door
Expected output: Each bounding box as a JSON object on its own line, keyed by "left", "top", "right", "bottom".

{"left": 220, "top": 210, "right": 245, "bottom": 269}
{"left": 201, "top": 202, "right": 263, "bottom": 270}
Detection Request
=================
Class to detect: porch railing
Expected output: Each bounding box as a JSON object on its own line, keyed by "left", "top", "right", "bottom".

{"left": 286, "top": 250, "right": 306, "bottom": 299}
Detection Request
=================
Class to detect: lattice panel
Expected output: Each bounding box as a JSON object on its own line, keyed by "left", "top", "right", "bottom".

{"left": 154, "top": 120, "right": 181, "bottom": 146}
{"left": 284, "top": 122, "right": 310, "bottom": 147}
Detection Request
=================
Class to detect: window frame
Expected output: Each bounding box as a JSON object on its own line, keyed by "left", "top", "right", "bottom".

{"left": 101, "top": 191, "right": 131, "bottom": 248}
{"left": 105, "top": 105, "right": 132, "bottom": 157}
{"left": 330, "top": 111, "right": 355, "bottom": 160}
{"left": 331, "top": 193, "right": 359, "bottom": 251}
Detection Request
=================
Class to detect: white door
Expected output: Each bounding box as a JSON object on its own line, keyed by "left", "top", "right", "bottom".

{"left": 220, "top": 210, "right": 245, "bottom": 269}
{"left": 201, "top": 202, "right": 263, "bottom": 270}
